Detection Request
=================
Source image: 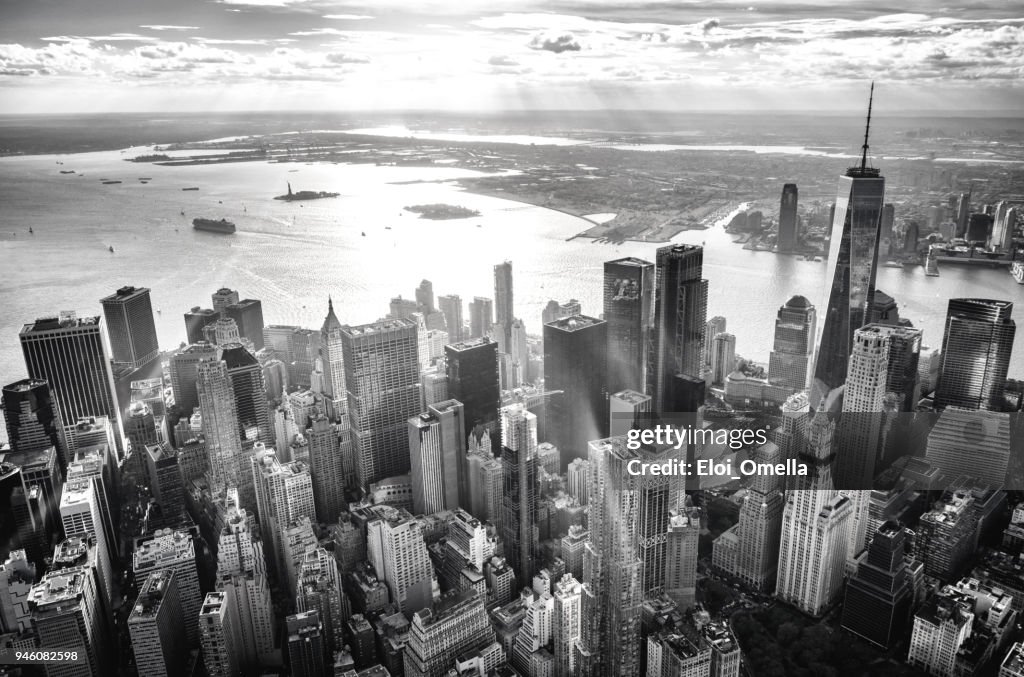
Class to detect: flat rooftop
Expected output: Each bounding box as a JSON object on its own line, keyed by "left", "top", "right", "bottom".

{"left": 342, "top": 318, "right": 416, "bottom": 337}
{"left": 22, "top": 314, "right": 101, "bottom": 334}
{"left": 545, "top": 314, "right": 604, "bottom": 332}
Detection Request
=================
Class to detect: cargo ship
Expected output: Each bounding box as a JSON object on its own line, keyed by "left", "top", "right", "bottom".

{"left": 193, "top": 218, "right": 236, "bottom": 234}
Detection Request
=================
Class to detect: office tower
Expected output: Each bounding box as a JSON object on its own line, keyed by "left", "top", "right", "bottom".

{"left": 603, "top": 257, "right": 654, "bottom": 397}
{"left": 100, "top": 286, "right": 159, "bottom": 370}
{"left": 128, "top": 570, "right": 187, "bottom": 677}
{"left": 366, "top": 506, "right": 434, "bottom": 614}
{"left": 710, "top": 332, "right": 736, "bottom": 386}
{"left": 134, "top": 528, "right": 203, "bottom": 647}
{"left": 776, "top": 183, "right": 799, "bottom": 253}
{"left": 767, "top": 296, "right": 817, "bottom": 390}
{"left": 144, "top": 443, "right": 185, "bottom": 528}
{"left": 305, "top": 415, "right": 346, "bottom": 523}
{"left": 221, "top": 343, "right": 272, "bottom": 446}
{"left": 916, "top": 489, "right": 979, "bottom": 581}
{"left": 0, "top": 550, "right": 35, "bottom": 638}
{"left": 646, "top": 632, "right": 712, "bottom": 677}
{"left": 564, "top": 459, "right": 588, "bottom": 506}
{"left": 841, "top": 521, "right": 913, "bottom": 649}
{"left": 880, "top": 202, "right": 895, "bottom": 253}
{"left": 552, "top": 574, "right": 583, "bottom": 677}
{"left": 342, "top": 319, "right": 421, "bottom": 488}
{"left": 319, "top": 297, "right": 347, "bottom": 406}
{"left": 263, "top": 324, "right": 298, "bottom": 360}
{"left": 168, "top": 342, "right": 217, "bottom": 416}
{"left": 286, "top": 610, "right": 324, "bottom": 677}
{"left": 437, "top": 294, "right": 464, "bottom": 343}
{"left": 197, "top": 360, "right": 244, "bottom": 495}
{"left": 66, "top": 452, "right": 116, "bottom": 563}
{"left": 467, "top": 448, "right": 502, "bottom": 525}
{"left": 954, "top": 192, "right": 971, "bottom": 237}
{"left": 992, "top": 202, "right": 1018, "bottom": 251}
{"left": 501, "top": 403, "right": 539, "bottom": 584}
{"left": 408, "top": 399, "right": 465, "bottom": 515}
{"left": 872, "top": 324, "right": 923, "bottom": 412}
{"left": 544, "top": 315, "right": 608, "bottom": 466}
{"left": 511, "top": 589, "right": 555, "bottom": 676}
{"left": 441, "top": 508, "right": 495, "bottom": 586}
{"left": 652, "top": 244, "right": 708, "bottom": 413}
{"left": 494, "top": 261, "right": 514, "bottom": 345}
{"left": 404, "top": 589, "right": 495, "bottom": 677}
{"left": 666, "top": 506, "right": 701, "bottom": 609}
{"left": 20, "top": 313, "right": 121, "bottom": 454}
{"left": 1003, "top": 643, "right": 1024, "bottom": 677}
{"left": 289, "top": 328, "right": 320, "bottom": 389}
{"left": 926, "top": 408, "right": 1010, "bottom": 487}
{"left": 445, "top": 337, "right": 501, "bottom": 453}
{"left": 542, "top": 299, "right": 582, "bottom": 326}
{"left": 211, "top": 287, "right": 239, "bottom": 315}
{"left": 469, "top": 296, "right": 494, "bottom": 339}
{"left": 215, "top": 489, "right": 276, "bottom": 668}
{"left": 934, "top": 299, "right": 1015, "bottom": 411}
{"left": 775, "top": 410, "right": 853, "bottom": 617}
{"left": 252, "top": 445, "right": 315, "bottom": 580}
{"left": 703, "top": 316, "right": 727, "bottom": 371}
{"left": 907, "top": 588, "right": 974, "bottom": 677}
{"left": 811, "top": 87, "right": 885, "bottom": 412}
{"left": 60, "top": 479, "right": 114, "bottom": 610}
{"left": 184, "top": 307, "right": 217, "bottom": 345}
{"left": 199, "top": 591, "right": 241, "bottom": 677}
{"left": 1, "top": 445, "right": 61, "bottom": 565}
{"left": 295, "top": 546, "right": 348, "bottom": 659}
{"left": 904, "top": 221, "right": 920, "bottom": 254}
{"left": 575, "top": 437, "right": 643, "bottom": 677}
{"left": 414, "top": 279, "right": 435, "bottom": 312}
{"left": 713, "top": 443, "right": 785, "bottom": 592}
{"left": 966, "top": 213, "right": 993, "bottom": 243}
{"left": 224, "top": 299, "right": 265, "bottom": 351}
{"left": 29, "top": 562, "right": 109, "bottom": 677}
{"left": 2, "top": 379, "right": 67, "bottom": 463}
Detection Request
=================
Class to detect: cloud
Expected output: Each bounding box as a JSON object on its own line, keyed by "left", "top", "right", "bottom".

{"left": 488, "top": 55, "right": 519, "bottom": 66}
{"left": 701, "top": 18, "right": 720, "bottom": 34}
{"left": 325, "top": 52, "right": 369, "bottom": 64}
{"left": 288, "top": 28, "right": 349, "bottom": 37}
{"left": 0, "top": 68, "right": 35, "bottom": 76}
{"left": 140, "top": 25, "right": 200, "bottom": 31}
{"left": 529, "top": 32, "right": 581, "bottom": 53}
{"left": 323, "top": 14, "right": 373, "bottom": 20}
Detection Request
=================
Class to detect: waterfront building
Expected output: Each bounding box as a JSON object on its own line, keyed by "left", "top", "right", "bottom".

{"left": 184, "top": 307, "right": 218, "bottom": 345}
{"left": 934, "top": 299, "right": 1015, "bottom": 412}
{"left": 225, "top": 298, "right": 265, "bottom": 351}
{"left": 767, "top": 296, "right": 817, "bottom": 391}
{"left": 777, "top": 183, "right": 799, "bottom": 253}
{"left": 2, "top": 378, "right": 67, "bottom": 465}
{"left": 710, "top": 332, "right": 736, "bottom": 387}
{"left": 100, "top": 285, "right": 159, "bottom": 371}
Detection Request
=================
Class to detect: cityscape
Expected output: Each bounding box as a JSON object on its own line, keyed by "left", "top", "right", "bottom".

{"left": 3, "top": 2, "right": 1024, "bottom": 677}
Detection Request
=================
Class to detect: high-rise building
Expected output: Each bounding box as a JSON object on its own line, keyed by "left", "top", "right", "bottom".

{"left": 835, "top": 326, "right": 891, "bottom": 491}
{"left": 198, "top": 591, "right": 242, "bottom": 677}
{"left": 133, "top": 528, "right": 203, "bottom": 647}
{"left": 29, "top": 561, "right": 110, "bottom": 677}
{"left": 408, "top": 399, "right": 465, "bottom": 515}
{"left": 445, "top": 338, "right": 501, "bottom": 454}
{"left": 467, "top": 447, "right": 502, "bottom": 525}
{"left": 544, "top": 315, "right": 608, "bottom": 467}
{"left": 907, "top": 587, "right": 974, "bottom": 677}
{"left": 501, "top": 403, "right": 539, "bottom": 585}
{"left": 342, "top": 319, "right": 421, "bottom": 487}
{"left": 608, "top": 389, "right": 651, "bottom": 438}
{"left": 665, "top": 506, "right": 701, "bottom": 609}
{"left": 100, "top": 286, "right": 160, "bottom": 370}
{"left": 841, "top": 521, "right": 913, "bottom": 649}
{"left": 169, "top": 342, "right": 218, "bottom": 417}
{"left": 225, "top": 299, "right": 265, "bottom": 351}
{"left": 319, "top": 297, "right": 347, "bottom": 406}
{"left": 767, "top": 296, "right": 817, "bottom": 391}
{"left": 934, "top": 299, "right": 1015, "bottom": 411}
{"left": 926, "top": 407, "right": 1011, "bottom": 487}
{"left": 306, "top": 415, "right": 346, "bottom": 523}
{"left": 468, "top": 297, "right": 494, "bottom": 339}
{"left": 286, "top": 610, "right": 324, "bottom": 677}
{"left": 365, "top": 505, "right": 434, "bottom": 615}
{"left": 775, "top": 410, "right": 853, "bottom": 617}
{"left": 144, "top": 443, "right": 186, "bottom": 528}
{"left": 184, "top": 307, "right": 218, "bottom": 345}
{"left": 811, "top": 88, "right": 886, "bottom": 412}
{"left": 0, "top": 549, "right": 36, "bottom": 638}
{"left": 128, "top": 570, "right": 187, "bottom": 677}
{"left": 652, "top": 244, "right": 708, "bottom": 413}
{"left": 703, "top": 316, "right": 727, "bottom": 371}
{"left": 710, "top": 332, "right": 736, "bottom": 387}
{"left": 553, "top": 574, "right": 583, "bottom": 677}
{"left": 221, "top": 343, "right": 272, "bottom": 446}
{"left": 60, "top": 479, "right": 114, "bottom": 610}
{"left": 438, "top": 294, "right": 464, "bottom": 343}
{"left": 404, "top": 589, "right": 496, "bottom": 677}
{"left": 250, "top": 444, "right": 315, "bottom": 580}
{"left": 542, "top": 299, "right": 583, "bottom": 326}
{"left": 2, "top": 379, "right": 67, "bottom": 465}
{"left": 646, "top": 632, "right": 712, "bottom": 677}
{"left": 215, "top": 489, "right": 276, "bottom": 669}
{"left": 20, "top": 314, "right": 121, "bottom": 454}
{"left": 295, "top": 546, "right": 349, "bottom": 659}
{"left": 197, "top": 359, "right": 244, "bottom": 495}
{"left": 603, "top": 257, "right": 655, "bottom": 396}
{"left": 494, "top": 261, "right": 515, "bottom": 347}
{"left": 211, "top": 288, "right": 239, "bottom": 315}
{"left": 777, "top": 183, "right": 799, "bottom": 253}
{"left": 415, "top": 279, "right": 435, "bottom": 312}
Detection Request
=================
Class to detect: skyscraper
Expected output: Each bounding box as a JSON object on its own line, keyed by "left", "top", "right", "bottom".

{"left": 225, "top": 299, "right": 265, "bottom": 351}
{"left": 710, "top": 332, "right": 736, "bottom": 387}
{"left": 285, "top": 610, "right": 324, "bottom": 677}
{"left": 438, "top": 294, "right": 464, "bottom": 343}
{"left": 777, "top": 183, "right": 799, "bottom": 253}
{"left": 366, "top": 506, "right": 434, "bottom": 615}
{"left": 811, "top": 86, "right": 886, "bottom": 412}
{"left": 841, "top": 522, "right": 913, "bottom": 649}
{"left": 652, "top": 244, "right": 708, "bottom": 413}
{"left": 665, "top": 506, "right": 701, "bottom": 609}
{"left": 306, "top": 415, "right": 346, "bottom": 523}
{"left": 553, "top": 574, "right": 583, "bottom": 677}
{"left": 169, "top": 342, "right": 218, "bottom": 417}
{"left": 319, "top": 297, "right": 346, "bottom": 407}
{"left": 403, "top": 589, "right": 496, "bottom": 677}
{"left": 128, "top": 570, "right": 187, "bottom": 677}
{"left": 494, "top": 261, "right": 514, "bottom": 347}
{"left": 342, "top": 319, "right": 421, "bottom": 488}
{"left": 250, "top": 443, "right": 315, "bottom": 580}
{"left": 196, "top": 359, "right": 244, "bottom": 495}
{"left": 184, "top": 307, "right": 218, "bottom": 345}
{"left": 20, "top": 313, "right": 121, "bottom": 453}
{"left": 775, "top": 410, "right": 853, "bottom": 617}
{"left": 468, "top": 297, "right": 494, "bottom": 339}
{"left": 501, "top": 403, "right": 539, "bottom": 585}
{"left": 295, "top": 546, "right": 349, "bottom": 659}
{"left": 2, "top": 379, "right": 67, "bottom": 464}
{"left": 29, "top": 561, "right": 110, "bottom": 677}
{"left": 544, "top": 315, "right": 608, "bottom": 467}
{"left": 408, "top": 399, "right": 465, "bottom": 515}
{"left": 934, "top": 299, "right": 1015, "bottom": 411}
{"left": 100, "top": 286, "right": 160, "bottom": 370}
{"left": 416, "top": 279, "right": 435, "bottom": 312}
{"left": 199, "top": 591, "right": 241, "bottom": 677}
{"left": 211, "top": 288, "right": 239, "bottom": 315}
{"left": 445, "top": 337, "right": 501, "bottom": 457}
{"left": 221, "top": 343, "right": 272, "bottom": 446}
{"left": 767, "top": 296, "right": 817, "bottom": 391}
{"left": 603, "top": 257, "right": 655, "bottom": 396}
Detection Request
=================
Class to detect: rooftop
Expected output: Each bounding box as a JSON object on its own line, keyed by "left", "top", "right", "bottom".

{"left": 2, "top": 378, "right": 48, "bottom": 393}
{"left": 545, "top": 314, "right": 605, "bottom": 332}
{"left": 22, "top": 314, "right": 101, "bottom": 334}
{"left": 100, "top": 286, "right": 150, "bottom": 303}
{"left": 30, "top": 569, "right": 89, "bottom": 608}
{"left": 446, "top": 336, "right": 495, "bottom": 352}
{"left": 342, "top": 318, "right": 416, "bottom": 337}
{"left": 607, "top": 256, "right": 653, "bottom": 267}
{"left": 612, "top": 389, "right": 651, "bottom": 405}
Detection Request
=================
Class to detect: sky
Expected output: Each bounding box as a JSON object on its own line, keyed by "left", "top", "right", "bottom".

{"left": 0, "top": 0, "right": 1022, "bottom": 114}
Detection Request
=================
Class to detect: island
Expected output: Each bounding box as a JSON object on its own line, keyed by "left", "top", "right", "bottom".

{"left": 404, "top": 204, "right": 481, "bottom": 220}
{"left": 127, "top": 153, "right": 171, "bottom": 162}
{"left": 273, "top": 182, "right": 340, "bottom": 202}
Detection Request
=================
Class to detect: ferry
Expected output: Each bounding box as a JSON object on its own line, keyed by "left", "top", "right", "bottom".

{"left": 1012, "top": 262, "right": 1024, "bottom": 284}
{"left": 193, "top": 218, "right": 236, "bottom": 235}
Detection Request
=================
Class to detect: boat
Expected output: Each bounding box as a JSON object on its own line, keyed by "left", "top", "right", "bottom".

{"left": 883, "top": 260, "right": 904, "bottom": 268}
{"left": 1012, "top": 262, "right": 1024, "bottom": 284}
{"left": 102, "top": 180, "right": 122, "bottom": 185}
{"left": 361, "top": 231, "right": 366, "bottom": 237}
{"left": 192, "top": 218, "right": 236, "bottom": 235}
{"left": 59, "top": 170, "right": 75, "bottom": 174}
{"left": 28, "top": 227, "right": 33, "bottom": 234}
{"left": 109, "top": 246, "right": 114, "bottom": 253}
{"left": 182, "top": 187, "right": 199, "bottom": 191}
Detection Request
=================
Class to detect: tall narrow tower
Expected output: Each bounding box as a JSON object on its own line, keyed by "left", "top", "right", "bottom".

{"left": 652, "top": 244, "right": 708, "bottom": 413}
{"left": 777, "top": 184, "right": 799, "bottom": 253}
{"left": 811, "top": 84, "right": 886, "bottom": 412}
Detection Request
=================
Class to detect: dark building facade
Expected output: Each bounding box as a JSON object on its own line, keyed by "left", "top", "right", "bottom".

{"left": 652, "top": 244, "right": 708, "bottom": 413}
{"left": 934, "top": 299, "right": 1015, "bottom": 411}
{"left": 841, "top": 521, "right": 913, "bottom": 649}
{"left": 445, "top": 337, "right": 501, "bottom": 449}
{"left": 221, "top": 343, "right": 273, "bottom": 446}
{"left": 100, "top": 286, "right": 160, "bottom": 371}
{"left": 225, "top": 299, "right": 265, "bottom": 351}
{"left": 2, "top": 379, "right": 66, "bottom": 463}
{"left": 777, "top": 183, "right": 799, "bottom": 253}
{"left": 184, "top": 307, "right": 218, "bottom": 345}
{"left": 603, "top": 257, "right": 654, "bottom": 397}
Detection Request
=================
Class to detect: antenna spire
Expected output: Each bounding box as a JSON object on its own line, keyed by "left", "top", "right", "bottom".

{"left": 860, "top": 81, "right": 874, "bottom": 172}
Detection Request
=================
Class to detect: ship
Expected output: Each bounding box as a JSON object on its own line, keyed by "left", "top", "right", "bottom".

{"left": 1012, "top": 262, "right": 1024, "bottom": 284}
{"left": 192, "top": 218, "right": 236, "bottom": 234}
{"left": 274, "top": 182, "right": 339, "bottom": 202}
